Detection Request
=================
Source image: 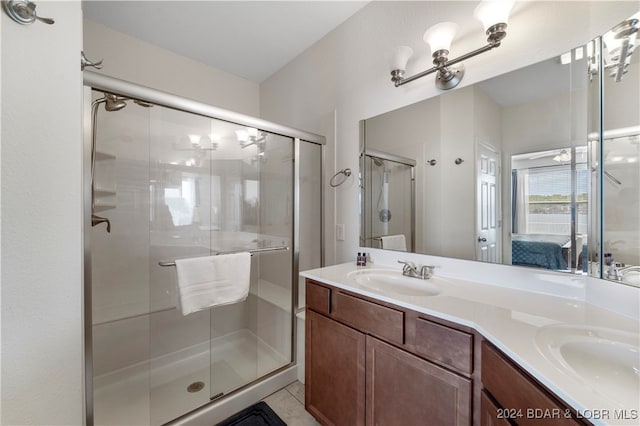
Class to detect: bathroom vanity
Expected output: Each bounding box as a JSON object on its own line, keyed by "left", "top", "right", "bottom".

{"left": 301, "top": 260, "right": 640, "bottom": 426}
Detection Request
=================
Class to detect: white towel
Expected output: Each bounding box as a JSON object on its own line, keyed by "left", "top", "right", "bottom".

{"left": 175, "top": 252, "right": 251, "bottom": 316}
{"left": 380, "top": 234, "right": 407, "bottom": 251}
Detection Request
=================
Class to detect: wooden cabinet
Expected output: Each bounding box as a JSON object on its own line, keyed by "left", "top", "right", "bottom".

{"left": 366, "top": 336, "right": 471, "bottom": 426}
{"left": 305, "top": 279, "right": 472, "bottom": 426}
{"left": 480, "top": 391, "right": 511, "bottom": 426}
{"left": 481, "top": 341, "right": 586, "bottom": 426}
{"left": 305, "top": 310, "right": 365, "bottom": 426}
{"left": 305, "top": 279, "right": 593, "bottom": 426}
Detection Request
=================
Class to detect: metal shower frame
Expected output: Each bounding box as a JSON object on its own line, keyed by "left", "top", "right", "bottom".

{"left": 82, "top": 71, "right": 325, "bottom": 425}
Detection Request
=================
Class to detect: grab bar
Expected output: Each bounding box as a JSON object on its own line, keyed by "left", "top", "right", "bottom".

{"left": 158, "top": 245, "right": 289, "bottom": 267}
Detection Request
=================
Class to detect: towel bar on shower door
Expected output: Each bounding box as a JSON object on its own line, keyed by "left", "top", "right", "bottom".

{"left": 158, "top": 245, "right": 289, "bottom": 267}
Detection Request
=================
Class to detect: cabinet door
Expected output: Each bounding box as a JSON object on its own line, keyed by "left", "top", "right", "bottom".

{"left": 366, "top": 336, "right": 472, "bottom": 426}
{"left": 482, "top": 342, "right": 582, "bottom": 426}
{"left": 481, "top": 391, "right": 511, "bottom": 426}
{"left": 306, "top": 310, "right": 366, "bottom": 426}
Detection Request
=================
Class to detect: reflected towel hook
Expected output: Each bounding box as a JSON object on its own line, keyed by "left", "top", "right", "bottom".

{"left": 330, "top": 168, "right": 352, "bottom": 187}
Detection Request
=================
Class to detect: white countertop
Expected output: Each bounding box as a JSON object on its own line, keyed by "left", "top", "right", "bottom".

{"left": 301, "top": 260, "right": 640, "bottom": 426}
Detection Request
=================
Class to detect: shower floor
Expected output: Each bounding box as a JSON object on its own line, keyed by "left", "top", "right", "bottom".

{"left": 93, "top": 329, "right": 289, "bottom": 426}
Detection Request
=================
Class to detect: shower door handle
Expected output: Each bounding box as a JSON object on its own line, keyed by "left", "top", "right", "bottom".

{"left": 92, "top": 214, "right": 111, "bottom": 233}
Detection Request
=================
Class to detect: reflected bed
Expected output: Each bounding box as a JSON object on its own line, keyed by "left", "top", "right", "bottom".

{"left": 512, "top": 234, "right": 570, "bottom": 270}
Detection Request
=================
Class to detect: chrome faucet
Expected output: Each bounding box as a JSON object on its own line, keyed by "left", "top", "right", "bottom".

{"left": 607, "top": 264, "right": 622, "bottom": 281}
{"left": 398, "top": 260, "right": 435, "bottom": 279}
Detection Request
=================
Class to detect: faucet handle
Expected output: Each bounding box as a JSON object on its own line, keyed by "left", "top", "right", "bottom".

{"left": 398, "top": 260, "right": 417, "bottom": 276}
{"left": 420, "top": 265, "right": 435, "bottom": 279}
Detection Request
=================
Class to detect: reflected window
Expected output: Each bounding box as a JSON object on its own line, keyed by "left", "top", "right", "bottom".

{"left": 243, "top": 179, "right": 259, "bottom": 227}
{"left": 512, "top": 159, "right": 587, "bottom": 235}
{"left": 164, "top": 178, "right": 196, "bottom": 226}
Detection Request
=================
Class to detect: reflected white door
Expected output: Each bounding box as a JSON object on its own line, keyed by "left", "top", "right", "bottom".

{"left": 476, "top": 141, "right": 501, "bottom": 263}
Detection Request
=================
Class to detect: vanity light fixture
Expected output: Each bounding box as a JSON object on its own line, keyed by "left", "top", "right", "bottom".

{"left": 553, "top": 149, "right": 571, "bottom": 162}
{"left": 236, "top": 127, "right": 266, "bottom": 149}
{"left": 602, "top": 15, "right": 638, "bottom": 82}
{"left": 390, "top": 0, "right": 514, "bottom": 90}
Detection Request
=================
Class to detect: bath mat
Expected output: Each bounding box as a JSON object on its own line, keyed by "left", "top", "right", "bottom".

{"left": 216, "top": 401, "right": 286, "bottom": 426}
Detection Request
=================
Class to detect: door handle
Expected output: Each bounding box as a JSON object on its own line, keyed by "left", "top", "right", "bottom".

{"left": 478, "top": 237, "right": 487, "bottom": 242}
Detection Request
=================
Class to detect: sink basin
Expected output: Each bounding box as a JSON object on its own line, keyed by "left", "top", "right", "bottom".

{"left": 347, "top": 268, "right": 441, "bottom": 296}
{"left": 535, "top": 325, "right": 640, "bottom": 408}
{"left": 621, "top": 269, "right": 640, "bottom": 287}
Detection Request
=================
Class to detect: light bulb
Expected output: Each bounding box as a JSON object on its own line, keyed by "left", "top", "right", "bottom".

{"left": 423, "top": 22, "right": 458, "bottom": 55}
{"left": 560, "top": 52, "right": 572, "bottom": 65}
{"left": 474, "top": 0, "right": 514, "bottom": 33}
{"left": 247, "top": 127, "right": 259, "bottom": 138}
{"left": 390, "top": 45, "right": 414, "bottom": 71}
{"left": 235, "top": 130, "right": 248, "bottom": 142}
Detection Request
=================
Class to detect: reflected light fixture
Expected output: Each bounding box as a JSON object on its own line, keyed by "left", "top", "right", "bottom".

{"left": 236, "top": 127, "right": 267, "bottom": 150}
{"left": 553, "top": 149, "right": 571, "bottom": 162}
{"left": 391, "top": 0, "right": 514, "bottom": 90}
{"left": 602, "top": 14, "right": 639, "bottom": 82}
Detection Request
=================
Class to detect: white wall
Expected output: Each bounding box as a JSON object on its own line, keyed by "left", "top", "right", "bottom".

{"left": 1, "top": 2, "right": 84, "bottom": 424}
{"left": 83, "top": 19, "right": 260, "bottom": 117}
{"left": 260, "top": 1, "right": 639, "bottom": 264}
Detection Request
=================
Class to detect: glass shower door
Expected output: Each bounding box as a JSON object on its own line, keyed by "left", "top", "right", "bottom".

{"left": 362, "top": 153, "right": 415, "bottom": 251}
{"left": 207, "top": 129, "right": 294, "bottom": 398}
{"left": 147, "top": 107, "right": 294, "bottom": 423}
{"left": 91, "top": 91, "right": 152, "bottom": 426}
{"left": 88, "top": 79, "right": 321, "bottom": 426}
{"left": 148, "top": 105, "right": 214, "bottom": 424}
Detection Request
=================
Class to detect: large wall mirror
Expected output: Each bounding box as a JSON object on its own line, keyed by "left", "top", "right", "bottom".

{"left": 360, "top": 11, "right": 639, "bottom": 287}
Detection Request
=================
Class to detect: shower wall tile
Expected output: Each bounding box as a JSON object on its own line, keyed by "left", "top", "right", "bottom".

{"left": 149, "top": 309, "right": 210, "bottom": 359}
{"left": 93, "top": 315, "right": 150, "bottom": 377}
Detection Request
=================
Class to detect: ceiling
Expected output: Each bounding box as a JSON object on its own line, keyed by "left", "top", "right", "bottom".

{"left": 82, "top": 1, "right": 368, "bottom": 83}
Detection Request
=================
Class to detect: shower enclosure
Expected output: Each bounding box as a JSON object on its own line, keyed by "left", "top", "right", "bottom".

{"left": 588, "top": 12, "right": 640, "bottom": 286}
{"left": 360, "top": 149, "right": 416, "bottom": 251}
{"left": 83, "top": 72, "right": 323, "bottom": 425}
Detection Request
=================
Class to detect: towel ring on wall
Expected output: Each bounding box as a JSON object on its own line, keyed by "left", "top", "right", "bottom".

{"left": 330, "top": 168, "right": 352, "bottom": 187}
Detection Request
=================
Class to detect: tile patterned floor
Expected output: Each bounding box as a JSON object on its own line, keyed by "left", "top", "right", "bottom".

{"left": 262, "top": 381, "right": 320, "bottom": 426}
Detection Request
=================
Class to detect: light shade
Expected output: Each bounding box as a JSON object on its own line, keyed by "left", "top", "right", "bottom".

{"left": 474, "top": 0, "right": 514, "bottom": 32}
{"left": 553, "top": 150, "right": 571, "bottom": 162}
{"left": 423, "top": 22, "right": 459, "bottom": 54}
{"left": 390, "top": 45, "right": 414, "bottom": 71}
{"left": 235, "top": 130, "right": 248, "bottom": 142}
{"left": 247, "top": 127, "right": 259, "bottom": 138}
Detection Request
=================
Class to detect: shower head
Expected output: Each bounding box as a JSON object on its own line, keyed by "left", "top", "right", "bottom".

{"left": 104, "top": 94, "right": 128, "bottom": 111}
{"left": 373, "top": 157, "right": 384, "bottom": 167}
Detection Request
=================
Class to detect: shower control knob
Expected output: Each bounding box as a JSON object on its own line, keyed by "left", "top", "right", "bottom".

{"left": 478, "top": 237, "right": 487, "bottom": 242}
{"left": 3, "top": 0, "right": 54, "bottom": 25}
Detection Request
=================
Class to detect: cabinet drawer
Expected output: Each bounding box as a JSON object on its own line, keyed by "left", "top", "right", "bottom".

{"left": 333, "top": 291, "right": 404, "bottom": 345}
{"left": 482, "top": 342, "right": 582, "bottom": 426}
{"left": 415, "top": 318, "right": 473, "bottom": 374}
{"left": 306, "top": 280, "right": 330, "bottom": 315}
